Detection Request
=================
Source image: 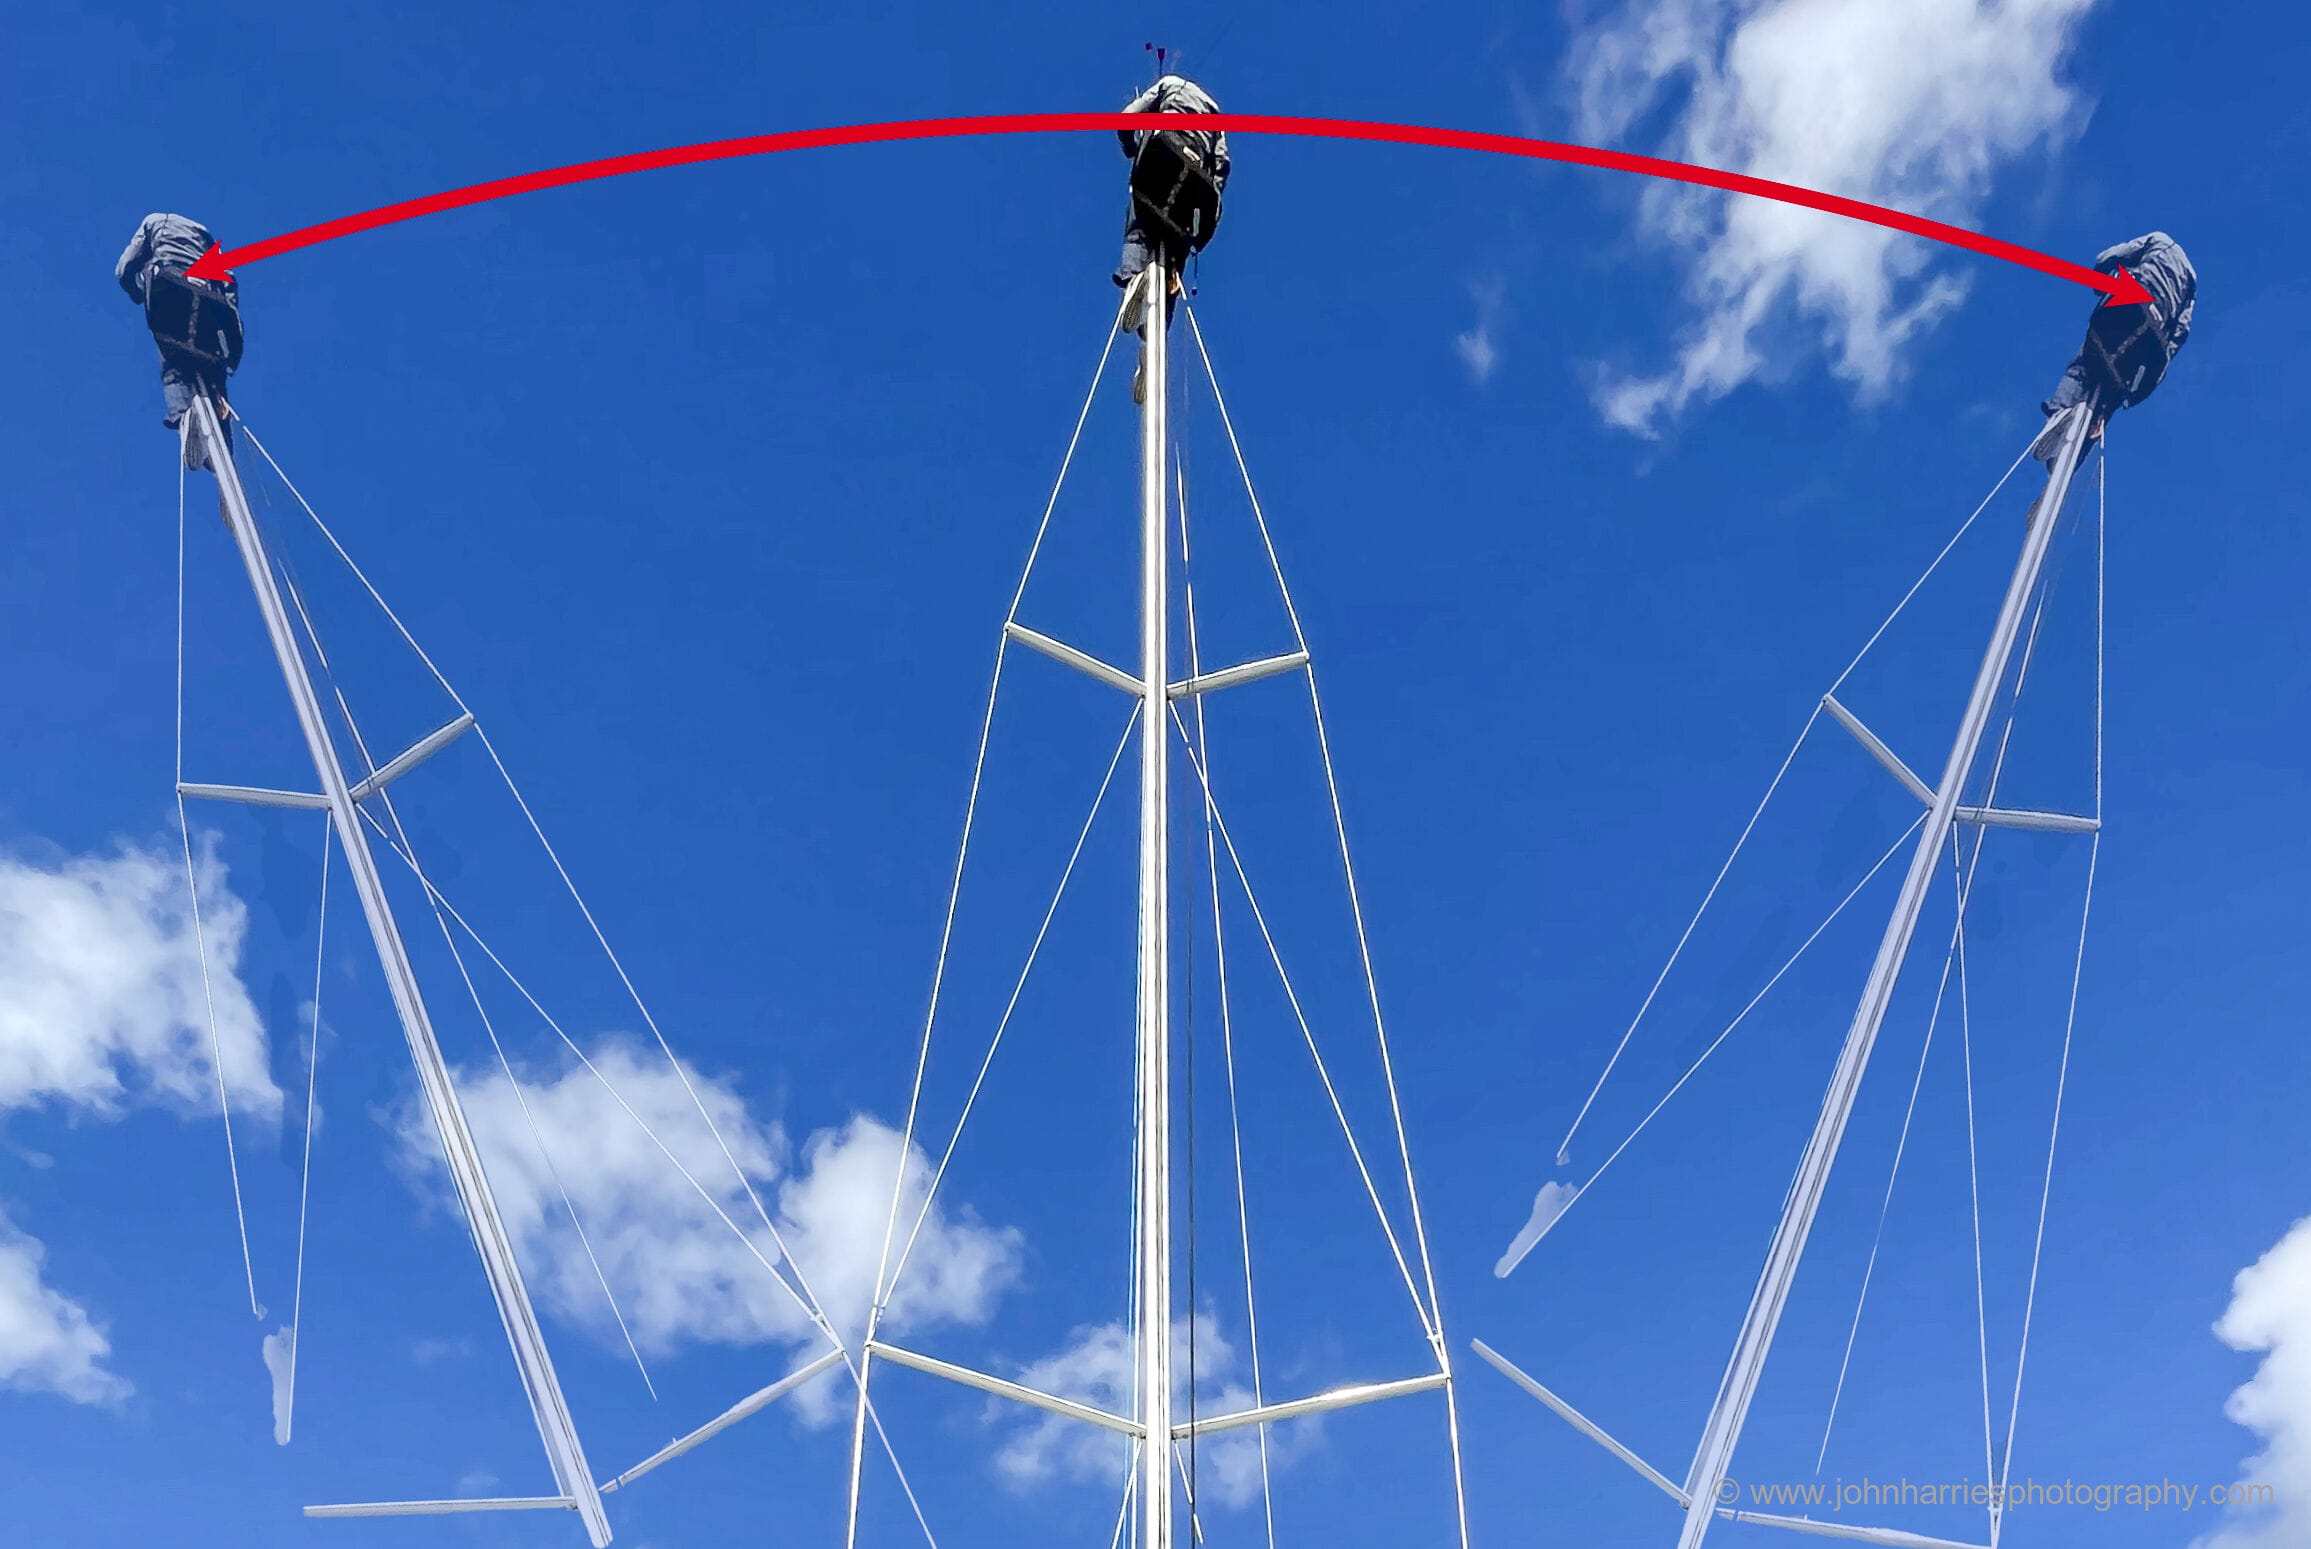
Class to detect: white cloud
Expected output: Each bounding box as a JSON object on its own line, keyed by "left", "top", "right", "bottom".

{"left": 2193, "top": 1215, "right": 2311, "bottom": 1549}
{"left": 0, "top": 835, "right": 285, "bottom": 1409}
{"left": 0, "top": 837, "right": 281, "bottom": 1122}
{"left": 393, "top": 1041, "right": 1021, "bottom": 1424}
{"left": 0, "top": 1212, "right": 130, "bottom": 1405}
{"left": 994, "top": 1310, "right": 1309, "bottom": 1510}
{"left": 1454, "top": 278, "right": 1508, "bottom": 384}
{"left": 1563, "top": 0, "right": 2099, "bottom": 435}
{"left": 262, "top": 1324, "right": 295, "bottom": 1445}
{"left": 779, "top": 1112, "right": 1023, "bottom": 1357}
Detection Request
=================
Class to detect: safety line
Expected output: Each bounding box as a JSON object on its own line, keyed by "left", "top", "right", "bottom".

{"left": 281, "top": 813, "right": 332, "bottom": 1441}
{"left": 1952, "top": 845, "right": 1995, "bottom": 1499}
{"left": 881, "top": 705, "right": 1140, "bottom": 1296}
{"left": 174, "top": 437, "right": 264, "bottom": 1321}
{"left": 355, "top": 806, "right": 830, "bottom": 1339}
{"left": 265, "top": 549, "right": 660, "bottom": 1396}
{"left": 1811, "top": 459, "right": 2086, "bottom": 1480}
{"left": 1178, "top": 441, "right": 1278, "bottom": 1549}
{"left": 238, "top": 413, "right": 838, "bottom": 1338}
{"left": 1169, "top": 707, "right": 1436, "bottom": 1343}
{"left": 1184, "top": 309, "right": 1475, "bottom": 1536}
{"left": 1537, "top": 812, "right": 1929, "bottom": 1245}
{"left": 1991, "top": 452, "right": 2107, "bottom": 1545}
{"left": 1811, "top": 849, "right": 1963, "bottom": 1474}
{"left": 1555, "top": 418, "right": 2049, "bottom": 1166}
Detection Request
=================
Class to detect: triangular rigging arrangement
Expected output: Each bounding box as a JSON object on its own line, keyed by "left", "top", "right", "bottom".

{"left": 1475, "top": 404, "right": 2109, "bottom": 1549}
{"left": 839, "top": 265, "right": 1473, "bottom": 1548}
{"left": 173, "top": 397, "right": 895, "bottom": 1543}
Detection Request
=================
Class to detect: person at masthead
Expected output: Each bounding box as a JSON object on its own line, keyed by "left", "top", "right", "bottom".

{"left": 1112, "top": 72, "right": 1229, "bottom": 403}
{"left": 116, "top": 211, "right": 243, "bottom": 478}
{"left": 2027, "top": 231, "right": 2196, "bottom": 524}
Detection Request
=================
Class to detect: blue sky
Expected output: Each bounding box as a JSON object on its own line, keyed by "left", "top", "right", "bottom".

{"left": 3, "top": 2, "right": 2307, "bottom": 1546}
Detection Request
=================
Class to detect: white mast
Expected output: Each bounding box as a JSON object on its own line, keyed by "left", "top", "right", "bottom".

{"left": 844, "top": 254, "right": 1468, "bottom": 1548}
{"left": 187, "top": 395, "right": 612, "bottom": 1546}
{"left": 1674, "top": 401, "right": 2099, "bottom": 1549}
{"left": 1133, "top": 259, "right": 1178, "bottom": 1549}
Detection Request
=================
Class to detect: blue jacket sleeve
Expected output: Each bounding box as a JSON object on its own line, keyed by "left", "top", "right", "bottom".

{"left": 116, "top": 215, "right": 156, "bottom": 303}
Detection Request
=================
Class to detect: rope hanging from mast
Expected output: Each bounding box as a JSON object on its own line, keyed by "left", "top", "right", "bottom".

{"left": 1496, "top": 421, "right": 2066, "bottom": 1274}
{"left": 174, "top": 434, "right": 264, "bottom": 1323}
{"left": 278, "top": 812, "right": 330, "bottom": 1442}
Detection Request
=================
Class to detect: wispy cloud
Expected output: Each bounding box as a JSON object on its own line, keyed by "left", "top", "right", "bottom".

{"left": 0, "top": 836, "right": 284, "bottom": 1406}
{"left": 2193, "top": 1215, "right": 2311, "bottom": 1549}
{"left": 410, "top": 1336, "right": 474, "bottom": 1366}
{"left": 392, "top": 1042, "right": 1021, "bottom": 1424}
{"left": 1562, "top": 0, "right": 2099, "bottom": 435}
{"left": 1454, "top": 277, "right": 1510, "bottom": 385}
{"left": 993, "top": 1310, "right": 1311, "bottom": 1509}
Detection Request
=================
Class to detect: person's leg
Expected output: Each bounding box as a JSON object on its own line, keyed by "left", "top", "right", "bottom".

{"left": 2026, "top": 338, "right": 2097, "bottom": 481}
{"left": 201, "top": 367, "right": 232, "bottom": 456}
{"left": 158, "top": 358, "right": 213, "bottom": 472}
{"left": 2033, "top": 332, "right": 2107, "bottom": 527}
{"left": 2026, "top": 372, "right": 2101, "bottom": 528}
{"left": 1150, "top": 234, "right": 1188, "bottom": 330}
{"left": 1117, "top": 204, "right": 1168, "bottom": 401}
{"left": 160, "top": 361, "right": 194, "bottom": 431}
{"left": 2025, "top": 417, "right": 2103, "bottom": 531}
{"left": 194, "top": 367, "right": 233, "bottom": 525}
{"left": 1122, "top": 219, "right": 1153, "bottom": 403}
{"left": 1114, "top": 210, "right": 1155, "bottom": 295}
{"left": 2040, "top": 351, "right": 2091, "bottom": 422}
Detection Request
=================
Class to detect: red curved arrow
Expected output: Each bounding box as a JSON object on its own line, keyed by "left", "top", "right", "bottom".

{"left": 186, "top": 111, "right": 2152, "bottom": 308}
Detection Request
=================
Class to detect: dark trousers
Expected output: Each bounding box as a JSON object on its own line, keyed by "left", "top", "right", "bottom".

{"left": 1113, "top": 209, "right": 1169, "bottom": 288}
{"left": 159, "top": 348, "right": 230, "bottom": 469}
{"left": 2040, "top": 353, "right": 2096, "bottom": 419}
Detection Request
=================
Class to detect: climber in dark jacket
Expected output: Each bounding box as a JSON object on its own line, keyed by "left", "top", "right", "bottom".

{"left": 1112, "top": 74, "right": 1230, "bottom": 403}
{"left": 1112, "top": 74, "right": 1230, "bottom": 309}
{"left": 117, "top": 213, "right": 242, "bottom": 472}
{"left": 2039, "top": 232, "right": 2196, "bottom": 448}
{"left": 2023, "top": 232, "right": 2195, "bottom": 527}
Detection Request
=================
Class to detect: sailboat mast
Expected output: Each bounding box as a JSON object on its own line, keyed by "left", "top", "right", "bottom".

{"left": 1133, "top": 261, "right": 1177, "bottom": 1549}
{"left": 188, "top": 396, "right": 612, "bottom": 1547}
{"left": 1675, "top": 403, "right": 2099, "bottom": 1549}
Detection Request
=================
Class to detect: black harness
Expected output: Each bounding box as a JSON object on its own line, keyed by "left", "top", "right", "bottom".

{"left": 2081, "top": 296, "right": 2170, "bottom": 410}
{"left": 1129, "top": 128, "right": 1224, "bottom": 260}
{"left": 145, "top": 268, "right": 242, "bottom": 369}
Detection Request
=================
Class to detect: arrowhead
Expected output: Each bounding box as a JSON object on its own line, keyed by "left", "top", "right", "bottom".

{"left": 2101, "top": 264, "right": 2154, "bottom": 308}
{"left": 185, "top": 242, "right": 233, "bottom": 283}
